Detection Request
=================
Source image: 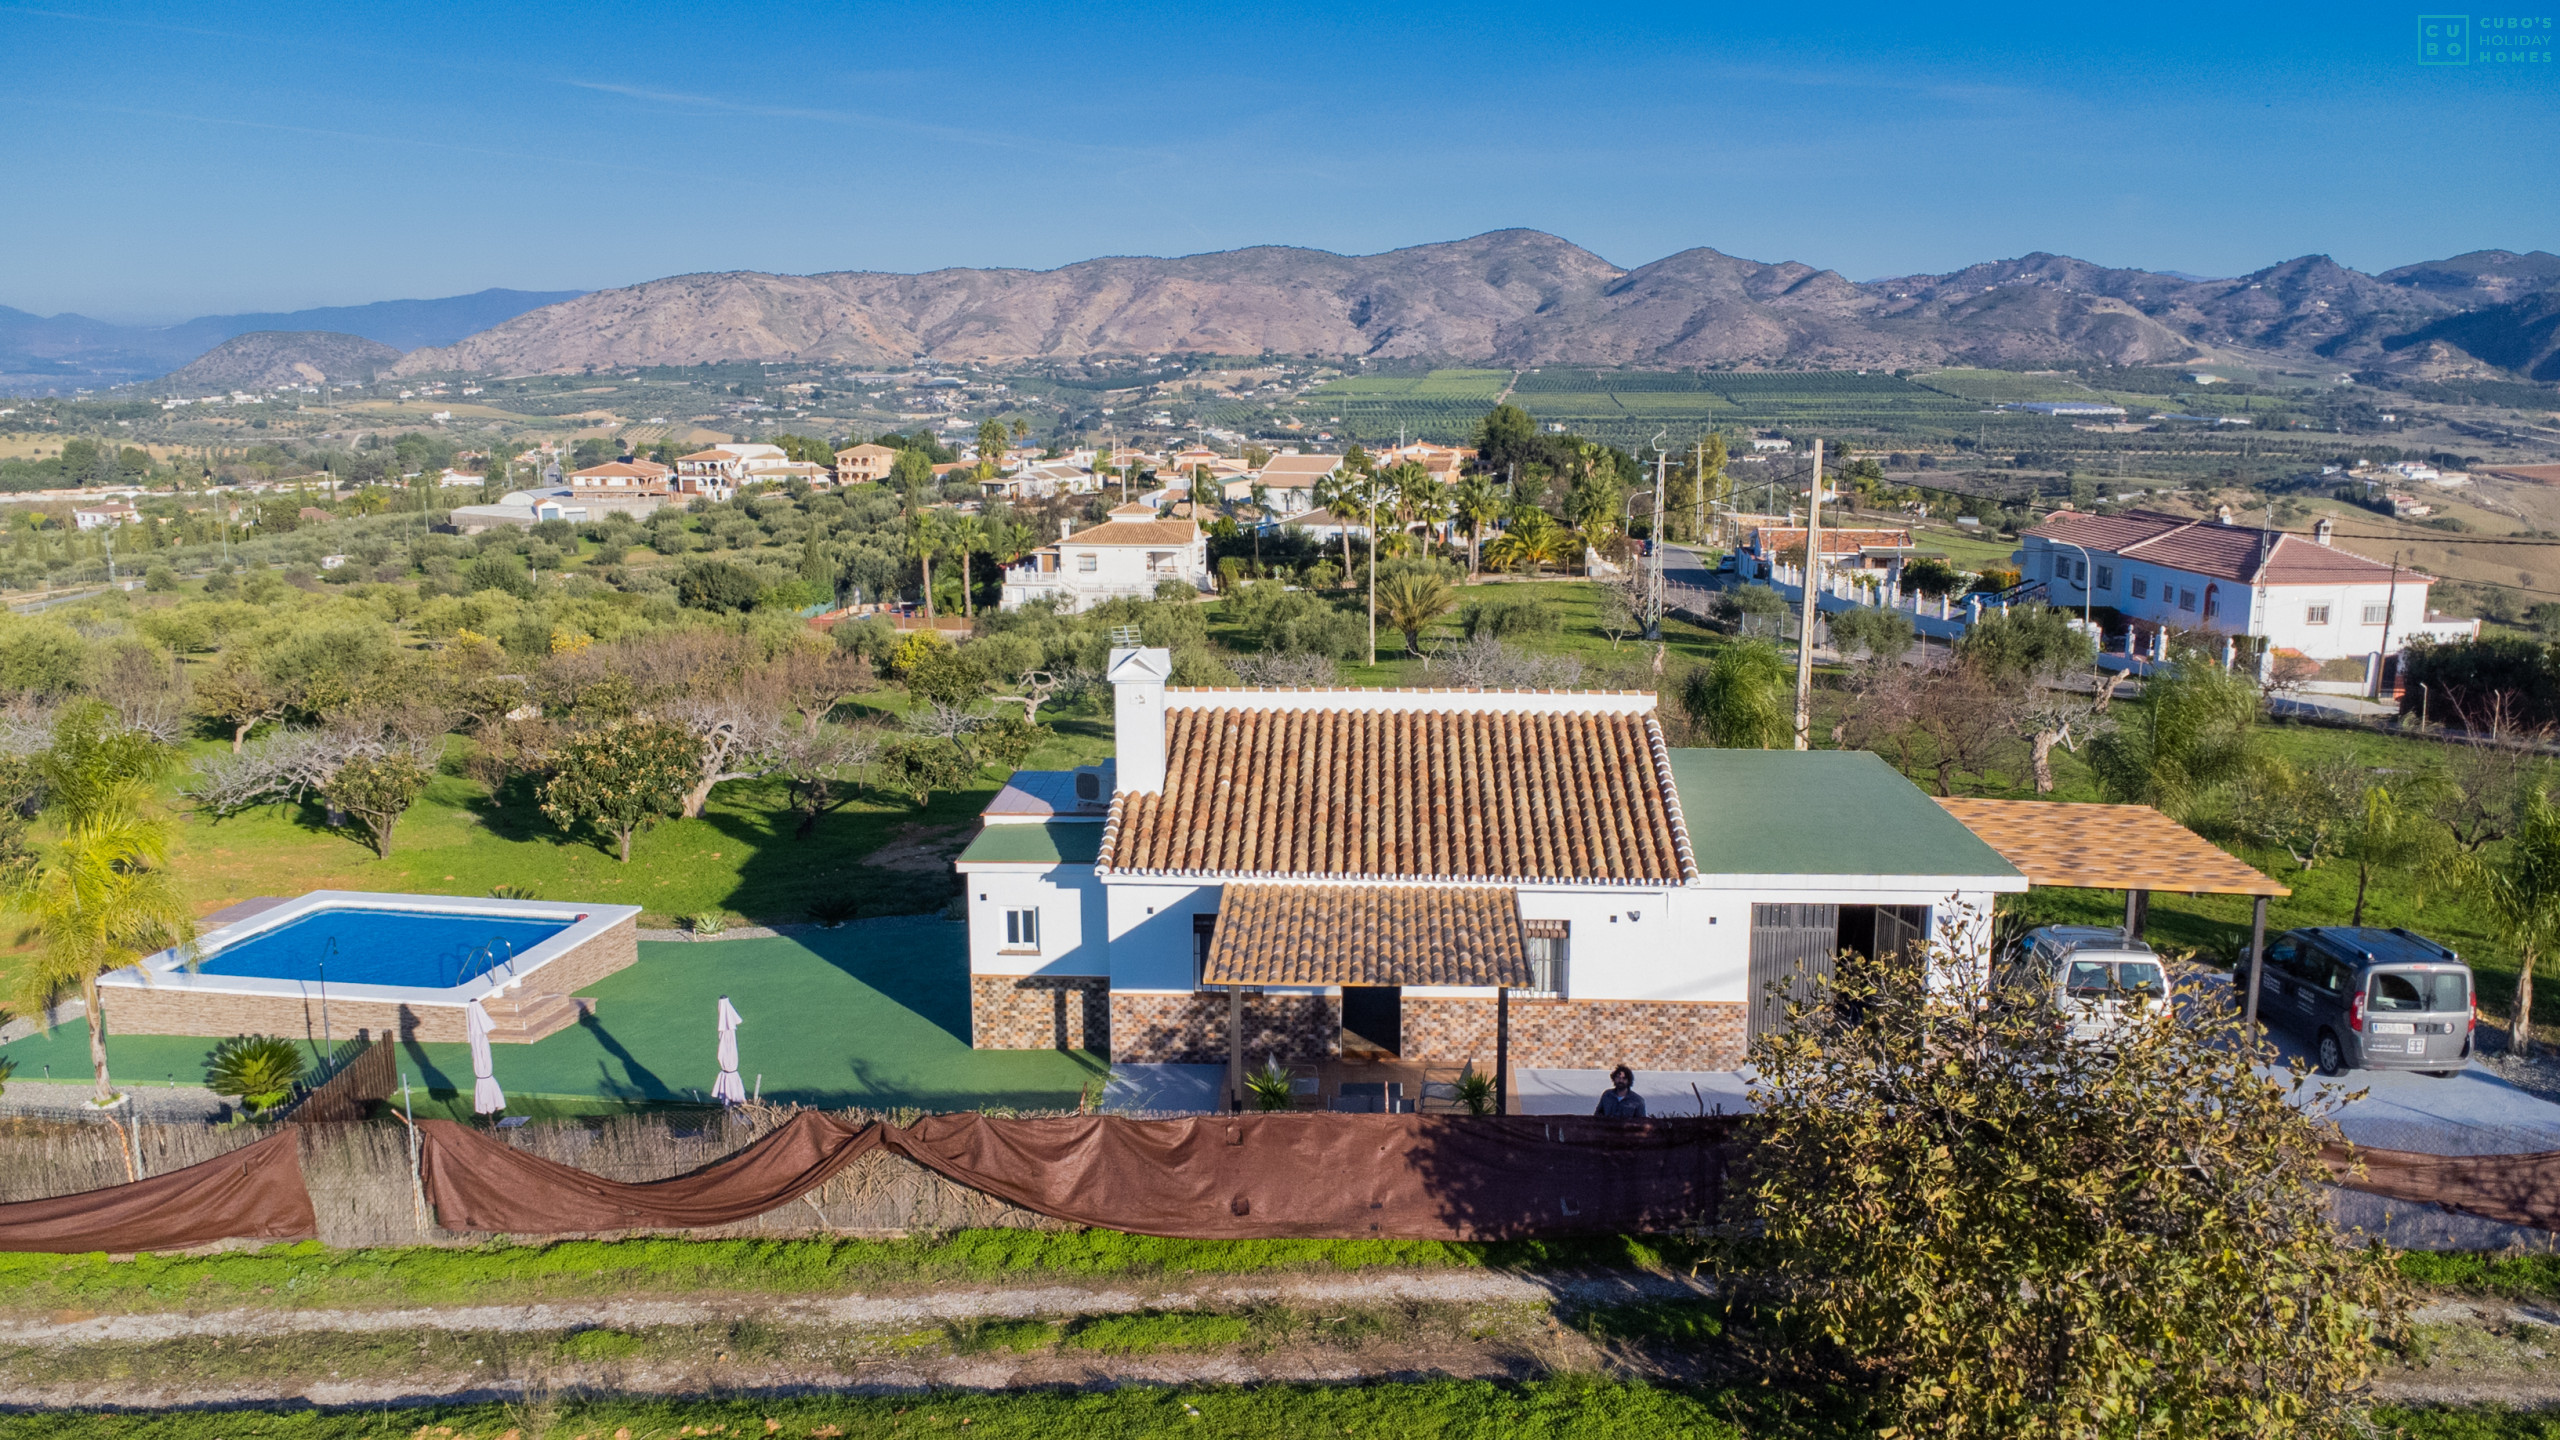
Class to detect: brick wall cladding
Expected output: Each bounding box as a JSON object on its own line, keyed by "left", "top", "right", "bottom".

{"left": 96, "top": 914, "right": 640, "bottom": 1045}
{"left": 1110, "top": 991, "right": 1338, "bottom": 1066}
{"left": 1400, "top": 997, "right": 1746, "bottom": 1071}
{"left": 970, "top": 975, "right": 1109, "bottom": 1051}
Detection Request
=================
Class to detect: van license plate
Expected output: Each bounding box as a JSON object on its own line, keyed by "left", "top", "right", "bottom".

{"left": 2373, "top": 1022, "right": 2415, "bottom": 1035}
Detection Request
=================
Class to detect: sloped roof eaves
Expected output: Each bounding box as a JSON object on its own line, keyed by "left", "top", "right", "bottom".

{"left": 1096, "top": 707, "right": 1696, "bottom": 886}
{"left": 1200, "top": 883, "right": 1532, "bottom": 988}
{"left": 1667, "top": 749, "right": 2022, "bottom": 881}
{"left": 1062, "top": 519, "right": 1201, "bottom": 546}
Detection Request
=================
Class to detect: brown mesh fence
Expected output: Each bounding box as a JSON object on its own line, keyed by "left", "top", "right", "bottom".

{"left": 5, "top": 1109, "right": 2559, "bottom": 1254}
{"left": 0, "top": 1129, "right": 316, "bottom": 1253}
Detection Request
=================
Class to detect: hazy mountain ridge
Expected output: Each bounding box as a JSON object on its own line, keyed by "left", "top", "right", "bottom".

{"left": 0, "top": 288, "right": 583, "bottom": 392}
{"left": 389, "top": 233, "right": 2560, "bottom": 381}
{"left": 160, "top": 331, "right": 402, "bottom": 390}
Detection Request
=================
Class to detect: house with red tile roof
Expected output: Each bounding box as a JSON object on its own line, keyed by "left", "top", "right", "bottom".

{"left": 2017, "top": 509, "right": 2477, "bottom": 661}
{"left": 997, "top": 504, "right": 1210, "bottom": 612}
{"left": 953, "top": 648, "right": 2027, "bottom": 1109}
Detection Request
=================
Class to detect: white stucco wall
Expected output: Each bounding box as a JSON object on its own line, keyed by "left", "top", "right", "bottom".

{"left": 962, "top": 864, "right": 1108, "bottom": 977}
{"left": 1102, "top": 880, "right": 1223, "bottom": 993}
{"left": 2020, "top": 534, "right": 2454, "bottom": 660}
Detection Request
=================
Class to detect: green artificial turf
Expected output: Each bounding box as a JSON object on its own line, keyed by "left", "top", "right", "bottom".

{"left": 0, "top": 919, "right": 1106, "bottom": 1112}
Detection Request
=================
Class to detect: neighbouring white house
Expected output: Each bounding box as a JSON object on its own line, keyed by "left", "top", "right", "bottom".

{"left": 72, "top": 502, "right": 140, "bottom": 530}
{"left": 998, "top": 504, "right": 1211, "bottom": 612}
{"left": 981, "top": 460, "right": 1104, "bottom": 501}
{"left": 2016, "top": 509, "right": 2478, "bottom": 662}
{"left": 1250, "top": 452, "right": 1339, "bottom": 516}
{"left": 672, "top": 443, "right": 805, "bottom": 501}
{"left": 437, "top": 468, "right": 487, "bottom": 488}
{"left": 953, "top": 650, "right": 2027, "bottom": 1091}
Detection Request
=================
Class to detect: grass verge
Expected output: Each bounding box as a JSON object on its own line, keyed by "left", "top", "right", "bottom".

{"left": 2399, "top": 1251, "right": 2560, "bottom": 1303}
{"left": 0, "top": 1231, "right": 1686, "bottom": 1315}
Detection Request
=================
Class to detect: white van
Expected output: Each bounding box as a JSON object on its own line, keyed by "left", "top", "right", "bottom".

{"left": 1999, "top": 925, "right": 2172, "bottom": 1045}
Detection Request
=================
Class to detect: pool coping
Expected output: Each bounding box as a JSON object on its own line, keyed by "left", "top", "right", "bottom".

{"left": 101, "top": 891, "right": 647, "bottom": 1010}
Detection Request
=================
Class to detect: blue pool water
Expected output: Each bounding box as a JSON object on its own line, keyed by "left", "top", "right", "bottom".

{"left": 192, "top": 907, "right": 573, "bottom": 989}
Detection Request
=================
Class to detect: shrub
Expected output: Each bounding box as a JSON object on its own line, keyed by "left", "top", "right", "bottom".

{"left": 142, "top": 564, "right": 176, "bottom": 592}
{"left": 1458, "top": 592, "right": 1558, "bottom": 640}
{"left": 1244, "top": 1059, "right": 1294, "bottom": 1111}
{"left": 463, "top": 554, "right": 534, "bottom": 599}
{"left": 1680, "top": 640, "right": 1790, "bottom": 748}
{"left": 205, "top": 1035, "right": 306, "bottom": 1113}
{"left": 675, "top": 560, "right": 762, "bottom": 614}
{"left": 1734, "top": 913, "right": 2403, "bottom": 1438}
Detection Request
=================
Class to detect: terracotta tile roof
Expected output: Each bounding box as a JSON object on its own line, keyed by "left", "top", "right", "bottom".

{"left": 1936, "top": 798, "right": 2287, "bottom": 897}
{"left": 570, "top": 460, "right": 671, "bottom": 480}
{"left": 1749, "top": 526, "right": 1912, "bottom": 555}
{"left": 2025, "top": 509, "right": 2415, "bottom": 587}
{"left": 1201, "top": 883, "right": 1532, "bottom": 987}
{"left": 1098, "top": 703, "right": 1695, "bottom": 883}
{"left": 1062, "top": 513, "right": 1201, "bottom": 547}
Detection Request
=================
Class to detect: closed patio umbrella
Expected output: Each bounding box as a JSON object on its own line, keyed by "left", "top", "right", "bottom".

{"left": 464, "top": 998, "right": 506, "bottom": 1116}
{"left": 712, "top": 996, "right": 746, "bottom": 1105}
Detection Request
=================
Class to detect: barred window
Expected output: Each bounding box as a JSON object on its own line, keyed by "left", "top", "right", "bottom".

{"left": 1522, "top": 920, "right": 1569, "bottom": 999}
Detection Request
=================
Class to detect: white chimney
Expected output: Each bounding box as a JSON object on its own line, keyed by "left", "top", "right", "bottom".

{"left": 1107, "top": 646, "right": 1173, "bottom": 793}
{"left": 2313, "top": 517, "right": 2334, "bottom": 547}
{"left": 1059, "top": 518, "right": 1073, "bottom": 541}
{"left": 2216, "top": 505, "right": 2233, "bottom": 525}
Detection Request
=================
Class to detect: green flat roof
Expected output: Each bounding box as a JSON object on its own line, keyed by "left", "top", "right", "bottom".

{"left": 957, "top": 821, "right": 1103, "bottom": 866}
{"left": 1666, "top": 749, "right": 2024, "bottom": 879}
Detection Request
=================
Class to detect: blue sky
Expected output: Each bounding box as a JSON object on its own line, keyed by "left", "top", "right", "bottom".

{"left": 4, "top": 1, "right": 2554, "bottom": 321}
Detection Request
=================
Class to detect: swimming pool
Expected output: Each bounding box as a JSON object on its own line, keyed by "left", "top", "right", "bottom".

{"left": 97, "top": 890, "right": 645, "bottom": 1045}
{"left": 192, "top": 907, "right": 575, "bottom": 988}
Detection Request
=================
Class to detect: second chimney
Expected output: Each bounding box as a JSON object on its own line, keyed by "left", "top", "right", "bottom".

{"left": 2314, "top": 517, "right": 2334, "bottom": 547}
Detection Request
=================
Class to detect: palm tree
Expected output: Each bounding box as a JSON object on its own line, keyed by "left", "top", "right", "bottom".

{"left": 1485, "top": 505, "right": 1568, "bottom": 577}
{"left": 1452, "top": 472, "right": 1504, "bottom": 576}
{"left": 9, "top": 714, "right": 194, "bottom": 1106}
{"left": 1312, "top": 468, "right": 1367, "bottom": 582}
{"left": 943, "top": 513, "right": 987, "bottom": 620}
{"left": 2454, "top": 790, "right": 2560, "bottom": 1058}
{"left": 1377, "top": 567, "right": 1457, "bottom": 656}
{"left": 907, "top": 509, "right": 946, "bottom": 621}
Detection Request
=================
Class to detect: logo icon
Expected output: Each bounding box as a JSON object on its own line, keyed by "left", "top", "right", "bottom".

{"left": 2419, "top": 13, "right": 2471, "bottom": 63}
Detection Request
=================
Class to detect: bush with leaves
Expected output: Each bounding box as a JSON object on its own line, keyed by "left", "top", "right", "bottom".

{"left": 874, "top": 735, "right": 977, "bottom": 809}
{"left": 675, "top": 559, "right": 764, "bottom": 614}
{"left": 1899, "top": 555, "right": 1966, "bottom": 598}
{"left": 1457, "top": 591, "right": 1558, "bottom": 640}
{"left": 538, "top": 718, "right": 698, "bottom": 862}
{"left": 2086, "top": 651, "right": 2261, "bottom": 821}
{"left": 1681, "top": 640, "right": 1790, "bottom": 748}
{"left": 322, "top": 750, "right": 433, "bottom": 858}
{"left": 205, "top": 1034, "right": 306, "bottom": 1114}
{"left": 1734, "top": 918, "right": 2405, "bottom": 1439}
{"left": 1713, "top": 583, "right": 1790, "bottom": 638}
{"left": 1827, "top": 605, "right": 1914, "bottom": 661}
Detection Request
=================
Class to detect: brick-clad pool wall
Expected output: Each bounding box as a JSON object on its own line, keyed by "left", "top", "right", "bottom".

{"left": 97, "top": 913, "right": 639, "bottom": 1045}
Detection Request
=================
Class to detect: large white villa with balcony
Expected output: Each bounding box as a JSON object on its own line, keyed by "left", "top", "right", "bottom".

{"left": 998, "top": 504, "right": 1212, "bottom": 612}
{"left": 2017, "top": 509, "right": 2478, "bottom": 663}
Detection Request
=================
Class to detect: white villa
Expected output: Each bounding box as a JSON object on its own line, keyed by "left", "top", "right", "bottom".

{"left": 954, "top": 649, "right": 2027, "bottom": 1098}
{"left": 998, "top": 505, "right": 1211, "bottom": 612}
{"left": 2017, "top": 509, "right": 2478, "bottom": 662}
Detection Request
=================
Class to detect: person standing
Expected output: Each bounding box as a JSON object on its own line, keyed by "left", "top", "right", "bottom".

{"left": 1595, "top": 1065, "right": 1646, "bottom": 1119}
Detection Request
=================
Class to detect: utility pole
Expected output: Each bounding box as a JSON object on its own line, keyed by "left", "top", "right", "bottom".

{"left": 1792, "top": 439, "right": 1825, "bottom": 751}
{"left": 1644, "top": 434, "right": 1667, "bottom": 642}
{"left": 1365, "top": 475, "right": 1378, "bottom": 666}
{"left": 2373, "top": 548, "right": 2403, "bottom": 701}
{"left": 1693, "top": 439, "right": 1706, "bottom": 543}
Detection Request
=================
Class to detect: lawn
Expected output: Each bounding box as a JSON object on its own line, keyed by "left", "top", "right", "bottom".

{"left": 0, "top": 918, "right": 1105, "bottom": 1113}
{"left": 1217, "top": 576, "right": 1728, "bottom": 690}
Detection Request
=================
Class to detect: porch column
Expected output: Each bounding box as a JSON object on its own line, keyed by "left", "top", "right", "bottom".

{"left": 1226, "top": 984, "right": 1244, "bottom": 1112}
{"left": 2123, "top": 889, "right": 2149, "bottom": 940}
{"left": 2243, "top": 895, "right": 2269, "bottom": 1045}
{"left": 1494, "top": 986, "right": 1511, "bottom": 1117}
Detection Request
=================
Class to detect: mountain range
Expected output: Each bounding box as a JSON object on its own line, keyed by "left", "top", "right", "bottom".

{"left": 13, "top": 236, "right": 2560, "bottom": 393}
{"left": 384, "top": 233, "right": 2560, "bottom": 382}
{"left": 0, "top": 288, "right": 583, "bottom": 392}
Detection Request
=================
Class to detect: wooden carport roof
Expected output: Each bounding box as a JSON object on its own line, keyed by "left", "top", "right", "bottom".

{"left": 1934, "top": 798, "right": 2289, "bottom": 898}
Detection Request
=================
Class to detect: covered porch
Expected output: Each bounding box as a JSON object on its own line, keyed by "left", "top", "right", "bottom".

{"left": 1936, "top": 797, "right": 2291, "bottom": 1024}
{"left": 1199, "top": 882, "right": 1534, "bottom": 1114}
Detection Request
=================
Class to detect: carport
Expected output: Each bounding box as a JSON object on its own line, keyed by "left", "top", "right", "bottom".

{"left": 1936, "top": 798, "right": 2293, "bottom": 1030}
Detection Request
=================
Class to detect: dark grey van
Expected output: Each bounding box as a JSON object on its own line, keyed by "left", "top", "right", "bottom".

{"left": 2237, "top": 927, "right": 2476, "bottom": 1075}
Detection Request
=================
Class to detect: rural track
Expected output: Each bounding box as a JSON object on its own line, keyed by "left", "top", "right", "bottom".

{"left": 7, "top": 1267, "right": 1712, "bottom": 1347}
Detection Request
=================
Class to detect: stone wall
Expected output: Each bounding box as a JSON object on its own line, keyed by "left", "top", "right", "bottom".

{"left": 971, "top": 975, "right": 1109, "bottom": 1052}
{"left": 1110, "top": 990, "right": 1338, "bottom": 1066}
{"left": 97, "top": 912, "right": 641, "bottom": 1045}
{"left": 1401, "top": 996, "right": 1746, "bottom": 1072}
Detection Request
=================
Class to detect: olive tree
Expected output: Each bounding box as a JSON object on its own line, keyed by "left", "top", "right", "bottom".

{"left": 1733, "top": 912, "right": 2404, "bottom": 1439}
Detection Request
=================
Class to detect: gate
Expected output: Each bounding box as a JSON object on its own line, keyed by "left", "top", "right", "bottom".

{"left": 1749, "top": 903, "right": 1839, "bottom": 1043}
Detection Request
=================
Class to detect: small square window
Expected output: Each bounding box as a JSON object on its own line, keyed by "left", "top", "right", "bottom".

{"left": 2095, "top": 565, "right": 2114, "bottom": 591}
{"left": 2363, "top": 604, "right": 2388, "bottom": 625}
{"left": 2179, "top": 589, "right": 2197, "bottom": 612}
{"left": 2306, "top": 604, "right": 2331, "bottom": 625}
{"left": 2129, "top": 576, "right": 2148, "bottom": 600}
{"left": 1004, "top": 908, "right": 1039, "bottom": 949}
